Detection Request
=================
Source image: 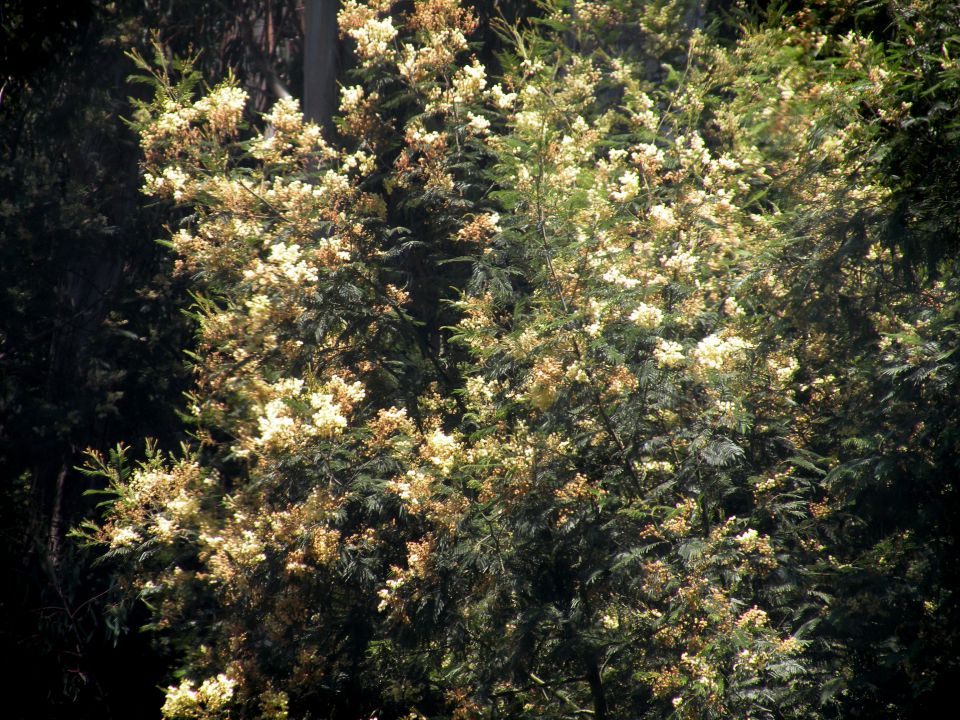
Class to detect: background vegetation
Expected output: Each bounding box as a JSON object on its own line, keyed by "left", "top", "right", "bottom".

{"left": 1, "top": 1, "right": 956, "bottom": 718}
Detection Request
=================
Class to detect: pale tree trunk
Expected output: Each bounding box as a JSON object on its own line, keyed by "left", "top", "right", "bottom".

{"left": 303, "top": 0, "right": 340, "bottom": 129}
{"left": 48, "top": 463, "right": 67, "bottom": 569}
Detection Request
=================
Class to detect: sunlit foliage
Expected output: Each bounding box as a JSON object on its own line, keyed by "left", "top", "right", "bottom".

{"left": 82, "top": 2, "right": 959, "bottom": 718}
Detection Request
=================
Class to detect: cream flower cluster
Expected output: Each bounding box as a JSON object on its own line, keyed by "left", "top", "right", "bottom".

{"left": 629, "top": 302, "right": 663, "bottom": 329}
{"left": 387, "top": 469, "right": 433, "bottom": 506}
{"left": 109, "top": 525, "right": 141, "bottom": 549}
{"left": 340, "top": 85, "right": 366, "bottom": 114}
{"left": 466, "top": 112, "right": 490, "bottom": 133}
{"left": 339, "top": 1, "right": 397, "bottom": 66}
{"left": 603, "top": 266, "right": 643, "bottom": 288}
{"left": 767, "top": 354, "right": 799, "bottom": 383}
{"left": 355, "top": 16, "right": 397, "bottom": 58}
{"left": 611, "top": 170, "right": 641, "bottom": 201}
{"left": 654, "top": 339, "right": 686, "bottom": 368}
{"left": 376, "top": 573, "right": 406, "bottom": 612}
{"left": 270, "top": 242, "right": 317, "bottom": 283}
{"left": 627, "top": 89, "right": 658, "bottom": 130}
{"left": 265, "top": 97, "right": 303, "bottom": 134}
{"left": 649, "top": 203, "right": 677, "bottom": 229}
{"left": 141, "top": 99, "right": 197, "bottom": 147}
{"left": 632, "top": 143, "right": 664, "bottom": 173}
{"left": 662, "top": 248, "right": 698, "bottom": 275}
{"left": 250, "top": 97, "right": 332, "bottom": 163}
{"left": 243, "top": 242, "right": 319, "bottom": 289}
{"left": 308, "top": 393, "right": 348, "bottom": 437}
{"left": 254, "top": 376, "right": 364, "bottom": 450}
{"left": 194, "top": 85, "right": 247, "bottom": 134}
{"left": 489, "top": 84, "right": 518, "bottom": 109}
{"left": 161, "top": 672, "right": 237, "bottom": 719}
{"left": 693, "top": 333, "right": 753, "bottom": 371}
{"left": 257, "top": 398, "right": 298, "bottom": 448}
{"left": 423, "top": 429, "right": 460, "bottom": 475}
{"left": 451, "top": 59, "right": 487, "bottom": 104}
{"left": 736, "top": 606, "right": 770, "bottom": 628}
{"left": 734, "top": 528, "right": 775, "bottom": 561}
{"left": 143, "top": 166, "right": 191, "bottom": 201}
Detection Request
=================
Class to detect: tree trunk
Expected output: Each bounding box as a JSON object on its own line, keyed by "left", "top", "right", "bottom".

{"left": 303, "top": 0, "right": 340, "bottom": 129}
{"left": 48, "top": 463, "right": 67, "bottom": 569}
{"left": 586, "top": 655, "right": 607, "bottom": 720}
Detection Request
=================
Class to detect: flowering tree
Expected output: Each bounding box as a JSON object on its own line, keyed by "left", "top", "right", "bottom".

{"left": 83, "top": 1, "right": 959, "bottom": 718}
